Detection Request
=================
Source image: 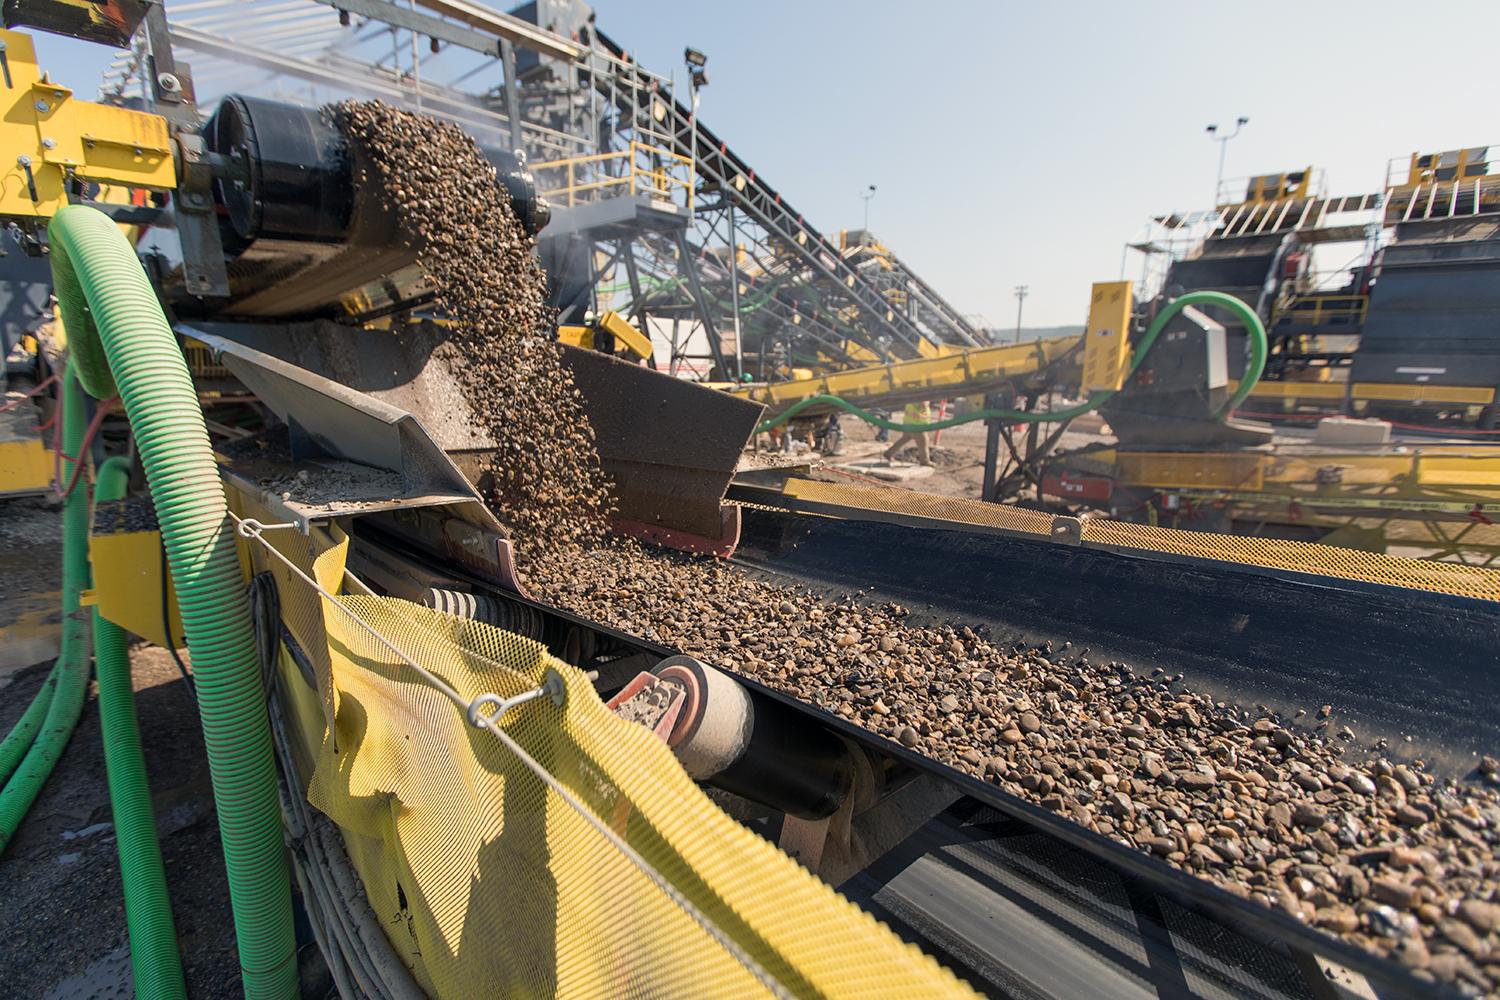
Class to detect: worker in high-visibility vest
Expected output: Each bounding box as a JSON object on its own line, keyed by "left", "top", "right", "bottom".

{"left": 883, "top": 400, "right": 932, "bottom": 466}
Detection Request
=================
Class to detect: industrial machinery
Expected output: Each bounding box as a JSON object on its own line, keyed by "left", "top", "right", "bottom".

{"left": 1, "top": 4, "right": 1498, "bottom": 1000}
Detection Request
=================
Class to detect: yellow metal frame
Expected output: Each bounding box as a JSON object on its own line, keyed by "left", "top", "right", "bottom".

{"left": 1105, "top": 446, "right": 1500, "bottom": 497}
{"left": 1080, "top": 280, "right": 1133, "bottom": 393}
{"left": 1405, "top": 147, "right": 1490, "bottom": 187}
{"left": 1270, "top": 294, "right": 1367, "bottom": 330}
{"left": 556, "top": 310, "right": 653, "bottom": 361}
{"left": 1226, "top": 379, "right": 1496, "bottom": 407}
{"left": 734, "top": 334, "right": 1080, "bottom": 412}
{"left": 0, "top": 29, "right": 175, "bottom": 221}
{"left": 531, "top": 141, "right": 693, "bottom": 209}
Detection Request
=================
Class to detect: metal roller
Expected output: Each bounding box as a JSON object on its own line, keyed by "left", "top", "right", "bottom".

{"left": 420, "top": 587, "right": 546, "bottom": 641}
{"left": 654, "top": 655, "right": 853, "bottom": 820}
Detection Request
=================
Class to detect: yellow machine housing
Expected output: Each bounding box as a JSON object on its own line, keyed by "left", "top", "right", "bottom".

{"left": 0, "top": 28, "right": 175, "bottom": 221}
{"left": 86, "top": 526, "right": 185, "bottom": 649}
{"left": 556, "top": 310, "right": 654, "bottom": 361}
{"left": 0, "top": 429, "right": 52, "bottom": 496}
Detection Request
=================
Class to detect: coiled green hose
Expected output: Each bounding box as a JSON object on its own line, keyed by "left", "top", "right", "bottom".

{"left": 754, "top": 290, "right": 1269, "bottom": 434}
{"left": 94, "top": 456, "right": 188, "bottom": 1000}
{"left": 0, "top": 361, "right": 93, "bottom": 849}
{"left": 48, "top": 205, "right": 298, "bottom": 999}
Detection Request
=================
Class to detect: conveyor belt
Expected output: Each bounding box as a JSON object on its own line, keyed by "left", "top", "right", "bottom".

{"left": 357, "top": 519, "right": 1455, "bottom": 999}
{"left": 730, "top": 335, "right": 1080, "bottom": 418}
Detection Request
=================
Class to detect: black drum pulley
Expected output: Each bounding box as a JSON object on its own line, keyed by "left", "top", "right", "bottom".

{"left": 204, "top": 94, "right": 551, "bottom": 244}
{"left": 206, "top": 95, "right": 355, "bottom": 246}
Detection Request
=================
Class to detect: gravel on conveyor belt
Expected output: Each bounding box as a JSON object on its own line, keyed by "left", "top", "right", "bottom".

{"left": 340, "top": 99, "right": 1500, "bottom": 995}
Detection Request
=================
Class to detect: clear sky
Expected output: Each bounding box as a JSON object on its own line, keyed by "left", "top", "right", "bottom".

{"left": 23, "top": 0, "right": 1500, "bottom": 326}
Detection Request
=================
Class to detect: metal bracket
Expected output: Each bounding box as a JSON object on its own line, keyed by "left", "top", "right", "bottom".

{"left": 1049, "top": 515, "right": 1083, "bottom": 546}
{"left": 466, "top": 668, "right": 567, "bottom": 729}
{"left": 172, "top": 132, "right": 230, "bottom": 298}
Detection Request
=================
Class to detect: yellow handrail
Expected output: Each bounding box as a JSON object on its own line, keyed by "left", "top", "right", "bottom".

{"left": 532, "top": 141, "right": 695, "bottom": 210}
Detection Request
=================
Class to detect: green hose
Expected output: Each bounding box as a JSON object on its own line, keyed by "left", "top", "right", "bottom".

{"left": 94, "top": 456, "right": 188, "bottom": 1000}
{"left": 0, "top": 664, "right": 60, "bottom": 786}
{"left": 48, "top": 205, "right": 298, "bottom": 999}
{"left": 0, "top": 361, "right": 93, "bottom": 849}
{"left": 754, "top": 290, "right": 1269, "bottom": 434}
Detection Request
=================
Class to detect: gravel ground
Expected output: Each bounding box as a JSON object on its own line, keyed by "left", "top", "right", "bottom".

{"left": 0, "top": 645, "right": 240, "bottom": 997}
{"left": 348, "top": 98, "right": 1500, "bottom": 994}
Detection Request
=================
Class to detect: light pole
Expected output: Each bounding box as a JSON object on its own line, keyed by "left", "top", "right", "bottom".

{"left": 861, "top": 184, "right": 877, "bottom": 233}
{"left": 1206, "top": 116, "right": 1249, "bottom": 208}
{"left": 1013, "top": 285, "right": 1028, "bottom": 344}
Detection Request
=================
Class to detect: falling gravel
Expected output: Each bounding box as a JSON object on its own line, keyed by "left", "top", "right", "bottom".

{"left": 335, "top": 100, "right": 615, "bottom": 548}
{"left": 340, "top": 100, "right": 1500, "bottom": 994}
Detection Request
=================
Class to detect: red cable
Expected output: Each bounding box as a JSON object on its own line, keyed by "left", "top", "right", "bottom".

{"left": 0, "top": 373, "right": 59, "bottom": 414}
{"left": 53, "top": 396, "right": 118, "bottom": 499}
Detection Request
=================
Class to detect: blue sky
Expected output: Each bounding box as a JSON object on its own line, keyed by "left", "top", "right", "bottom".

{"left": 25, "top": 0, "right": 1500, "bottom": 326}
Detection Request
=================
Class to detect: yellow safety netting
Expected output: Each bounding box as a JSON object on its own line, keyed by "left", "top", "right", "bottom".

{"left": 283, "top": 556, "right": 977, "bottom": 997}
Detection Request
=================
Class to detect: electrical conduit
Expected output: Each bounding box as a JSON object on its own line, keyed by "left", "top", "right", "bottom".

{"left": 754, "top": 290, "right": 1269, "bottom": 434}
{"left": 94, "top": 455, "right": 188, "bottom": 1000}
{"left": 47, "top": 204, "right": 298, "bottom": 998}
{"left": 0, "top": 361, "right": 93, "bottom": 847}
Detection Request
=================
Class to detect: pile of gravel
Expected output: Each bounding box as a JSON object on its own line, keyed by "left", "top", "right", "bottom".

{"left": 340, "top": 99, "right": 1500, "bottom": 994}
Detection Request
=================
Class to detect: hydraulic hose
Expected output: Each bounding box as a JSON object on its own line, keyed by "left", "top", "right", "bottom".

{"left": 47, "top": 204, "right": 298, "bottom": 999}
{"left": 0, "top": 361, "right": 93, "bottom": 849}
{"left": 94, "top": 455, "right": 188, "bottom": 1000}
{"left": 754, "top": 290, "right": 1269, "bottom": 434}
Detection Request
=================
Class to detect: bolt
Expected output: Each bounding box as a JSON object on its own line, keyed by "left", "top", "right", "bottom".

{"left": 41, "top": 138, "right": 55, "bottom": 150}
{"left": 156, "top": 72, "right": 181, "bottom": 94}
{"left": 34, "top": 100, "right": 47, "bottom": 112}
{"left": 17, "top": 155, "right": 30, "bottom": 166}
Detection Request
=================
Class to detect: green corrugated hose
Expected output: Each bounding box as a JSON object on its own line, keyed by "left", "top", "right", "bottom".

{"left": 48, "top": 204, "right": 298, "bottom": 999}
{"left": 0, "top": 361, "right": 93, "bottom": 848}
{"left": 0, "top": 661, "right": 60, "bottom": 786}
{"left": 94, "top": 456, "right": 188, "bottom": 1000}
{"left": 753, "top": 290, "right": 1269, "bottom": 434}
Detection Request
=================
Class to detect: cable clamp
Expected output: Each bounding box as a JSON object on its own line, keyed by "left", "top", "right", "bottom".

{"left": 466, "top": 668, "right": 566, "bottom": 729}
{"left": 234, "top": 517, "right": 299, "bottom": 539}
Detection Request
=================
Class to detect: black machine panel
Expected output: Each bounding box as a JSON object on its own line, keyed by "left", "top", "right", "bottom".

{"left": 1352, "top": 220, "right": 1500, "bottom": 389}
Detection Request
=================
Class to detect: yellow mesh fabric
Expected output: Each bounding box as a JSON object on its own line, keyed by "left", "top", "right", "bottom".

{"left": 301, "top": 591, "right": 978, "bottom": 999}
{"left": 1081, "top": 518, "right": 1500, "bottom": 601}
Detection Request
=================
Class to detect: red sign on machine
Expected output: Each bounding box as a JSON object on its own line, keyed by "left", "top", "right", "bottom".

{"left": 1041, "top": 471, "right": 1113, "bottom": 502}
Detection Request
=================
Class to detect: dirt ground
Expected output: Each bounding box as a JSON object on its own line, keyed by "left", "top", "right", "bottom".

{"left": 0, "top": 520, "right": 243, "bottom": 997}
{"left": 779, "top": 412, "right": 1107, "bottom": 502}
